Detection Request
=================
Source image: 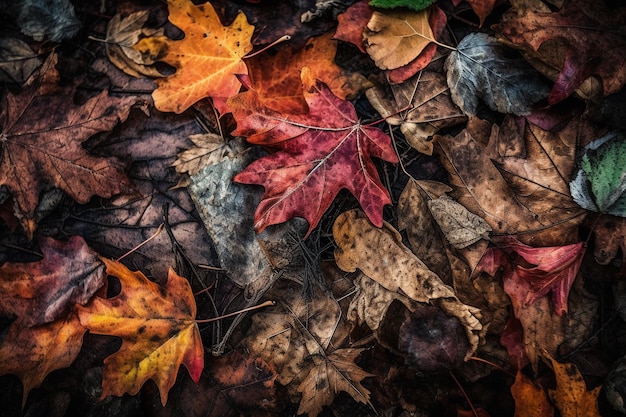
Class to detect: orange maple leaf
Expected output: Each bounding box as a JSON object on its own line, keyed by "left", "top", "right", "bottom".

{"left": 0, "top": 313, "right": 85, "bottom": 407}
{"left": 76, "top": 257, "right": 204, "bottom": 406}
{"left": 134, "top": 0, "right": 254, "bottom": 114}
{"left": 546, "top": 354, "right": 602, "bottom": 417}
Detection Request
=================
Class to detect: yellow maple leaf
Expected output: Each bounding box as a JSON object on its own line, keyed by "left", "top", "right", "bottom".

{"left": 546, "top": 353, "right": 602, "bottom": 417}
{"left": 76, "top": 257, "right": 204, "bottom": 406}
{"left": 134, "top": 0, "right": 253, "bottom": 114}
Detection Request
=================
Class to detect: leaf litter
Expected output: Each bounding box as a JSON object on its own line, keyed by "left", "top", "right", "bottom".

{"left": 0, "top": 0, "right": 625, "bottom": 416}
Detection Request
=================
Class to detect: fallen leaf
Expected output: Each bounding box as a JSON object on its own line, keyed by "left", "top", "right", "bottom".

{"left": 363, "top": 9, "right": 435, "bottom": 70}
{"left": 0, "top": 53, "right": 143, "bottom": 236}
{"left": 6, "top": 0, "right": 80, "bottom": 42}
{"left": 334, "top": 0, "right": 372, "bottom": 53}
{"left": 398, "top": 304, "right": 470, "bottom": 373}
{"left": 0, "top": 235, "right": 105, "bottom": 327}
{"left": 546, "top": 354, "right": 602, "bottom": 417}
{"left": 105, "top": 11, "right": 166, "bottom": 78}
{"left": 366, "top": 70, "right": 466, "bottom": 155}
{"left": 493, "top": 0, "right": 626, "bottom": 104}
{"left": 587, "top": 215, "right": 626, "bottom": 276}
{"left": 173, "top": 132, "right": 237, "bottom": 176}
{"left": 452, "top": 0, "right": 497, "bottom": 27}
{"left": 296, "top": 349, "right": 373, "bottom": 417}
{"left": 0, "top": 37, "right": 41, "bottom": 84}
{"left": 333, "top": 209, "right": 484, "bottom": 357}
{"left": 76, "top": 257, "right": 204, "bottom": 406}
{"left": 385, "top": 5, "right": 447, "bottom": 84}
{"left": 446, "top": 32, "right": 550, "bottom": 116}
{"left": 230, "top": 67, "right": 398, "bottom": 235}
{"left": 496, "top": 236, "right": 585, "bottom": 316}
{"left": 245, "top": 33, "right": 369, "bottom": 114}
{"left": 428, "top": 194, "right": 492, "bottom": 249}
{"left": 0, "top": 313, "right": 85, "bottom": 407}
{"left": 510, "top": 370, "right": 554, "bottom": 417}
{"left": 368, "top": 0, "right": 436, "bottom": 12}
{"left": 134, "top": 0, "right": 254, "bottom": 114}
{"left": 570, "top": 131, "right": 626, "bottom": 217}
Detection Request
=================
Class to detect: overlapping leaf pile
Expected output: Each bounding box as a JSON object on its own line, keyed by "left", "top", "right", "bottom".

{"left": 1, "top": 0, "right": 625, "bottom": 416}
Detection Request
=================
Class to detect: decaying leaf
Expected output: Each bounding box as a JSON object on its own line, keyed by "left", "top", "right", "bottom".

{"left": 76, "top": 257, "right": 204, "bottom": 406}
{"left": 0, "top": 313, "right": 85, "bottom": 407}
{"left": 587, "top": 215, "right": 626, "bottom": 276}
{"left": 297, "top": 349, "right": 373, "bottom": 417}
{"left": 134, "top": 0, "right": 254, "bottom": 114}
{"left": 428, "top": 194, "right": 492, "bottom": 249}
{"left": 363, "top": 9, "right": 435, "bottom": 70}
{"left": 493, "top": 0, "right": 626, "bottom": 104}
{"left": 334, "top": 0, "right": 372, "bottom": 53}
{"left": 510, "top": 370, "right": 554, "bottom": 417}
{"left": 366, "top": 70, "right": 465, "bottom": 155}
{"left": 173, "top": 132, "right": 236, "bottom": 176}
{"left": 546, "top": 354, "right": 602, "bottom": 417}
{"left": 570, "top": 131, "right": 626, "bottom": 217}
{"left": 0, "top": 53, "right": 143, "bottom": 236}
{"left": 0, "top": 235, "right": 105, "bottom": 327}
{"left": 445, "top": 32, "right": 550, "bottom": 116}
{"left": 230, "top": 67, "right": 398, "bottom": 236}
{"left": 105, "top": 10, "right": 166, "bottom": 78}
{"left": 6, "top": 0, "right": 81, "bottom": 42}
{"left": 0, "top": 37, "right": 41, "bottom": 84}
{"left": 333, "top": 209, "right": 483, "bottom": 357}
{"left": 452, "top": 0, "right": 497, "bottom": 27}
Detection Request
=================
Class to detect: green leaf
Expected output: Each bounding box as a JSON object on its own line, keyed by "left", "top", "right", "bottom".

{"left": 369, "top": 0, "right": 435, "bottom": 12}
{"left": 570, "top": 132, "right": 626, "bottom": 216}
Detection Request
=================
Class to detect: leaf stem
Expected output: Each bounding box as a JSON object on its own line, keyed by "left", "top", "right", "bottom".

{"left": 244, "top": 35, "right": 291, "bottom": 58}
{"left": 195, "top": 300, "right": 275, "bottom": 323}
{"left": 116, "top": 223, "right": 164, "bottom": 262}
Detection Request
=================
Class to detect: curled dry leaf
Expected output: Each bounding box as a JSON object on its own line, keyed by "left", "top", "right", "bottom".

{"left": 445, "top": 32, "right": 550, "bottom": 116}
{"left": 333, "top": 209, "right": 484, "bottom": 358}
{"left": 0, "top": 313, "right": 85, "bottom": 407}
{"left": 105, "top": 10, "right": 166, "bottom": 78}
{"left": 134, "top": 0, "right": 254, "bottom": 114}
{"left": 363, "top": 9, "right": 435, "bottom": 70}
{"left": 366, "top": 70, "right": 465, "bottom": 155}
{"left": 77, "top": 258, "right": 204, "bottom": 406}
{"left": 427, "top": 194, "right": 492, "bottom": 249}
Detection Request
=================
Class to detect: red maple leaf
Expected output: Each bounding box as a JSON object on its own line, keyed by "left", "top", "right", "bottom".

{"left": 495, "top": 236, "right": 586, "bottom": 315}
{"left": 229, "top": 68, "right": 398, "bottom": 235}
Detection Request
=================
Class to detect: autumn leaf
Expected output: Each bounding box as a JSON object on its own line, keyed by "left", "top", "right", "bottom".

{"left": 445, "top": 33, "right": 550, "bottom": 116}
{"left": 587, "top": 215, "right": 626, "bottom": 277}
{"left": 173, "top": 132, "right": 237, "bottom": 176}
{"left": 230, "top": 67, "right": 398, "bottom": 236}
{"left": 452, "top": 0, "right": 497, "bottom": 27}
{"left": 334, "top": 0, "right": 372, "bottom": 53}
{"left": 0, "top": 53, "right": 143, "bottom": 236}
{"left": 245, "top": 32, "right": 369, "bottom": 114}
{"left": 134, "top": 0, "right": 254, "bottom": 114}
{"left": 297, "top": 349, "right": 373, "bottom": 417}
{"left": 546, "top": 354, "right": 602, "bottom": 417}
{"left": 76, "top": 257, "right": 204, "bottom": 406}
{"left": 510, "top": 370, "right": 554, "bottom": 417}
{"left": 363, "top": 9, "right": 435, "bottom": 71}
{"left": 427, "top": 194, "right": 492, "bottom": 249}
{"left": 105, "top": 10, "right": 166, "bottom": 78}
{"left": 0, "top": 313, "right": 86, "bottom": 407}
{"left": 366, "top": 70, "right": 465, "bottom": 155}
{"left": 0, "top": 37, "right": 41, "bottom": 84}
{"left": 0, "top": 235, "right": 106, "bottom": 327}
{"left": 493, "top": 0, "right": 626, "bottom": 104}
{"left": 333, "top": 209, "right": 484, "bottom": 357}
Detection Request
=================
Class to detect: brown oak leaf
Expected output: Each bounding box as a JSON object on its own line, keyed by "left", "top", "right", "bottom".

{"left": 0, "top": 53, "right": 142, "bottom": 236}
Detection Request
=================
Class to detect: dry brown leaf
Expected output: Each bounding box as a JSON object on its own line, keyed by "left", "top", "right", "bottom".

{"left": 363, "top": 9, "right": 434, "bottom": 70}
{"left": 173, "top": 133, "right": 236, "bottom": 176}
{"left": 510, "top": 370, "right": 554, "bottom": 417}
{"left": 333, "top": 209, "right": 484, "bottom": 357}
{"left": 367, "top": 71, "right": 465, "bottom": 155}
{"left": 428, "top": 194, "right": 492, "bottom": 249}
{"left": 546, "top": 353, "right": 602, "bottom": 417}
{"left": 105, "top": 11, "right": 166, "bottom": 78}
{"left": 297, "top": 349, "right": 374, "bottom": 417}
